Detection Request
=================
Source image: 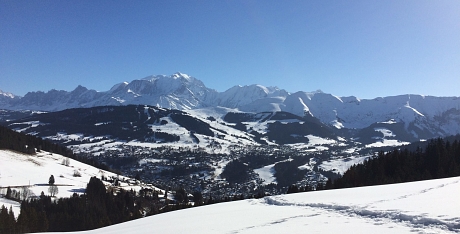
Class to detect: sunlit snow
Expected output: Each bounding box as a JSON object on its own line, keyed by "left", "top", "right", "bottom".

{"left": 365, "top": 139, "right": 410, "bottom": 148}
{"left": 0, "top": 149, "right": 163, "bottom": 217}
{"left": 46, "top": 177, "right": 460, "bottom": 234}
{"left": 319, "top": 155, "right": 373, "bottom": 175}
{"left": 254, "top": 164, "right": 277, "bottom": 185}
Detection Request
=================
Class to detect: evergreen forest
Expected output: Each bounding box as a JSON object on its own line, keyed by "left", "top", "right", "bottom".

{"left": 330, "top": 137, "right": 460, "bottom": 189}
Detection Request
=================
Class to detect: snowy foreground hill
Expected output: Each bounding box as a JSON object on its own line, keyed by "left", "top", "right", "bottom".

{"left": 47, "top": 177, "right": 460, "bottom": 234}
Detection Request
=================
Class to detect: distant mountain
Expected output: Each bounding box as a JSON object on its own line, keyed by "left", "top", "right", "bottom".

{"left": 2, "top": 73, "right": 218, "bottom": 111}
{"left": 0, "top": 89, "right": 19, "bottom": 107}
{"left": 2, "top": 72, "right": 460, "bottom": 141}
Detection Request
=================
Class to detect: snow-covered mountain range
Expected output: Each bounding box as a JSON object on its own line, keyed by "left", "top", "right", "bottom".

{"left": 2, "top": 72, "right": 460, "bottom": 140}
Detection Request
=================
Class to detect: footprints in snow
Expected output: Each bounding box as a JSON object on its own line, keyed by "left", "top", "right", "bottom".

{"left": 261, "top": 196, "right": 460, "bottom": 233}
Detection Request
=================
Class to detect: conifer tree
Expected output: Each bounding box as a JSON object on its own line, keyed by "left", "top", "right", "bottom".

{"left": 49, "top": 175, "right": 55, "bottom": 185}
{"left": 6, "top": 187, "right": 12, "bottom": 199}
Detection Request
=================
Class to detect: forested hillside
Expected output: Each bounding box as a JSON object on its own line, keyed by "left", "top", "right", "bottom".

{"left": 329, "top": 136, "right": 460, "bottom": 189}
{"left": 0, "top": 125, "right": 111, "bottom": 172}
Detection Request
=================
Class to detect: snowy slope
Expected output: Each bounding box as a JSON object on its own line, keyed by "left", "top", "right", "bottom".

{"left": 0, "top": 150, "right": 162, "bottom": 209}
{"left": 0, "top": 150, "right": 104, "bottom": 198}
{"left": 0, "top": 90, "right": 19, "bottom": 107}
{"left": 213, "top": 84, "right": 288, "bottom": 109}
{"left": 47, "top": 176, "right": 460, "bottom": 234}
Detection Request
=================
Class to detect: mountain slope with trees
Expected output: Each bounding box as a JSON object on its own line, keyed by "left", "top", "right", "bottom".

{"left": 330, "top": 136, "right": 460, "bottom": 189}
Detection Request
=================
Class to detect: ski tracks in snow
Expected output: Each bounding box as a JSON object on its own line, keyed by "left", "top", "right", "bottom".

{"left": 367, "top": 179, "right": 460, "bottom": 207}
{"left": 260, "top": 180, "right": 460, "bottom": 234}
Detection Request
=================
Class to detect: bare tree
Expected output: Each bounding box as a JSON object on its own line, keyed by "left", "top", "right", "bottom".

{"left": 48, "top": 185, "right": 59, "bottom": 197}
{"left": 21, "top": 187, "right": 33, "bottom": 200}
{"left": 61, "top": 157, "right": 70, "bottom": 166}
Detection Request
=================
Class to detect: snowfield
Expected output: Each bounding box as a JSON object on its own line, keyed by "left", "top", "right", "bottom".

{"left": 0, "top": 149, "right": 163, "bottom": 215}
{"left": 46, "top": 176, "right": 460, "bottom": 234}
{"left": 319, "top": 155, "right": 373, "bottom": 175}
{"left": 254, "top": 163, "right": 277, "bottom": 185}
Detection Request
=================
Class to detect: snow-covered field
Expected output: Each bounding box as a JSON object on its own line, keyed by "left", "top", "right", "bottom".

{"left": 254, "top": 163, "right": 277, "bottom": 185}
{"left": 48, "top": 176, "right": 460, "bottom": 234}
{"left": 319, "top": 155, "right": 373, "bottom": 175}
{"left": 0, "top": 149, "right": 162, "bottom": 216}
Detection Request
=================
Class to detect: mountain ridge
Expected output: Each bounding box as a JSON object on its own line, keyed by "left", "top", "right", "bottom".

{"left": 2, "top": 73, "right": 460, "bottom": 139}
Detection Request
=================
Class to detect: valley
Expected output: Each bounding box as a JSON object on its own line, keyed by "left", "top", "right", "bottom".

{"left": 0, "top": 103, "right": 435, "bottom": 198}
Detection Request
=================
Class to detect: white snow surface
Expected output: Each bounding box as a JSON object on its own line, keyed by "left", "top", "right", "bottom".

{"left": 0, "top": 90, "right": 16, "bottom": 99}
{"left": 374, "top": 128, "right": 396, "bottom": 138}
{"left": 319, "top": 155, "right": 373, "bottom": 175}
{"left": 254, "top": 163, "right": 277, "bottom": 185}
{"left": 0, "top": 150, "right": 162, "bottom": 202}
{"left": 365, "top": 139, "right": 410, "bottom": 148}
{"left": 47, "top": 176, "right": 460, "bottom": 234}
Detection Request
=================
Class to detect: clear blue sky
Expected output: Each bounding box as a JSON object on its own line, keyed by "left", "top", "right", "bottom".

{"left": 1, "top": 0, "right": 459, "bottom": 99}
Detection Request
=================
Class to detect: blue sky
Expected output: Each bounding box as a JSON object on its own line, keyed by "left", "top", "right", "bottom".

{"left": 1, "top": 0, "right": 459, "bottom": 99}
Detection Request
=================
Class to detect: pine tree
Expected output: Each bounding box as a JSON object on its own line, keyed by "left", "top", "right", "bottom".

{"left": 49, "top": 175, "right": 55, "bottom": 185}
{"left": 0, "top": 205, "right": 16, "bottom": 234}
{"left": 0, "top": 205, "right": 9, "bottom": 233}
{"left": 8, "top": 206, "right": 17, "bottom": 234}
{"left": 6, "top": 187, "right": 12, "bottom": 199}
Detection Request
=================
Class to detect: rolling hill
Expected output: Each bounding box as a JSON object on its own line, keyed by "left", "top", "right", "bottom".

{"left": 44, "top": 176, "right": 460, "bottom": 234}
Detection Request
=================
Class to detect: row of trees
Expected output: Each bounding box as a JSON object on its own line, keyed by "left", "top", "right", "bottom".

{"left": 0, "top": 124, "right": 70, "bottom": 156}
{"left": 1, "top": 177, "right": 145, "bottom": 233}
{"left": 0, "top": 125, "right": 115, "bottom": 173}
{"left": 0, "top": 205, "right": 16, "bottom": 234}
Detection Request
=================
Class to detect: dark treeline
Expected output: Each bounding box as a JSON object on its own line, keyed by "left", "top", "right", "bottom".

{"left": 0, "top": 125, "right": 114, "bottom": 173}
{"left": 0, "top": 124, "right": 65, "bottom": 155}
{"left": 329, "top": 137, "right": 460, "bottom": 189}
{"left": 0, "top": 205, "right": 16, "bottom": 234}
{"left": 285, "top": 136, "right": 460, "bottom": 194}
{"left": 1, "top": 177, "right": 146, "bottom": 233}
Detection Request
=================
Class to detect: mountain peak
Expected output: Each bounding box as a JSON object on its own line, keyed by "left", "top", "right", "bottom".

{"left": 72, "top": 85, "right": 88, "bottom": 93}
{"left": 171, "top": 72, "right": 191, "bottom": 80}
{"left": 0, "top": 90, "right": 16, "bottom": 98}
